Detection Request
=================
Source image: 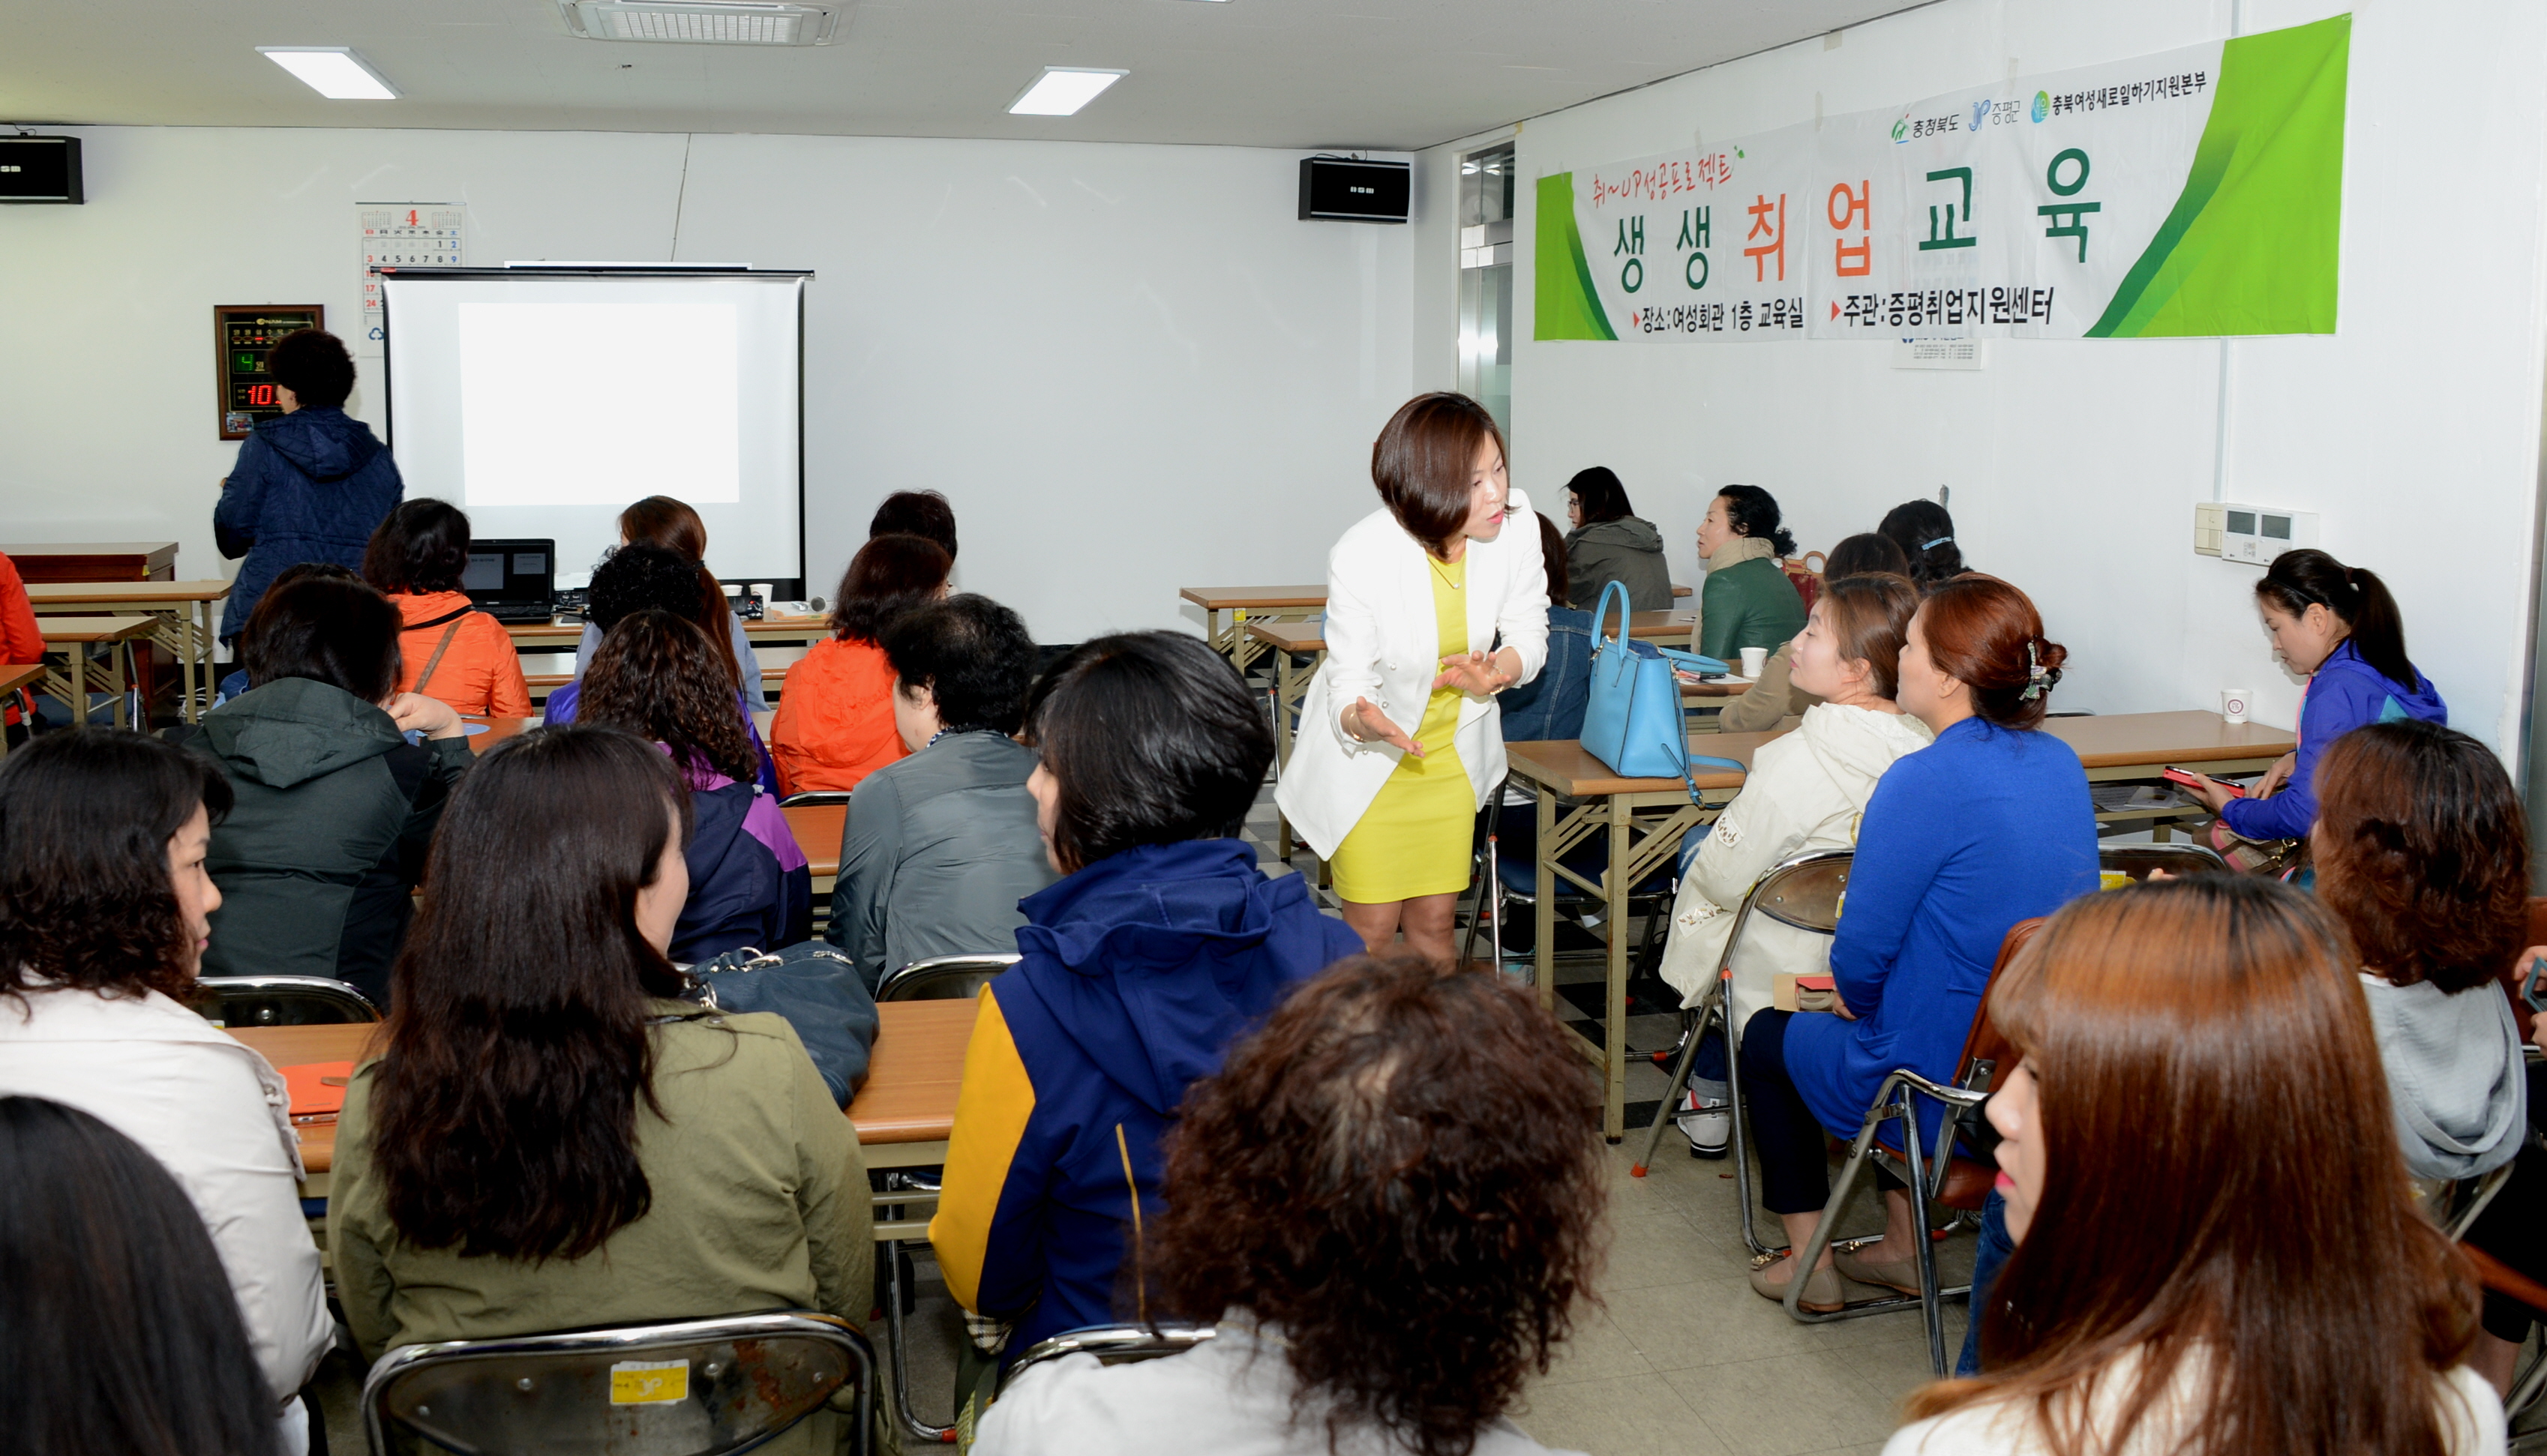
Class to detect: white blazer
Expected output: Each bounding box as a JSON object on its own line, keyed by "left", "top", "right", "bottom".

{"left": 0, "top": 982, "right": 334, "bottom": 1407}
{"left": 1276, "top": 488, "right": 1550, "bottom": 857}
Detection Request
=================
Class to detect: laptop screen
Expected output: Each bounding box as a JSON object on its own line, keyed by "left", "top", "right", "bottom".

{"left": 464, "top": 541, "right": 554, "bottom": 604}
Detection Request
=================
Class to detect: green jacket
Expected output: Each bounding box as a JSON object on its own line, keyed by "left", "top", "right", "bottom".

{"left": 1697, "top": 540, "right": 1808, "bottom": 662}
{"left": 166, "top": 677, "right": 470, "bottom": 1005}
{"left": 1564, "top": 516, "right": 1676, "bottom": 613}
{"left": 331, "top": 1005, "right": 874, "bottom": 1455}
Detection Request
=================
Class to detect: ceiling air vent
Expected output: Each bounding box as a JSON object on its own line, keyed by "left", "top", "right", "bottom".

{"left": 557, "top": 0, "right": 841, "bottom": 46}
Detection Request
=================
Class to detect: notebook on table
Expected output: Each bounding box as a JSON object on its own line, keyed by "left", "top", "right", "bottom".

{"left": 463, "top": 539, "right": 556, "bottom": 623}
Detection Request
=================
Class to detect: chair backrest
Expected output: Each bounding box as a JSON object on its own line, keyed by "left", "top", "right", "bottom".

{"left": 1954, "top": 918, "right": 2046, "bottom": 1093}
{"left": 1748, "top": 849, "right": 1852, "bottom": 934}
{"left": 1001, "top": 1323, "right": 1216, "bottom": 1386}
{"left": 778, "top": 790, "right": 853, "bottom": 807}
{"left": 876, "top": 953, "right": 1019, "bottom": 1002}
{"left": 362, "top": 1311, "right": 873, "bottom": 1456}
{"left": 2097, "top": 843, "right": 2229, "bottom": 884}
{"left": 2500, "top": 897, "right": 2547, "bottom": 1022}
{"left": 192, "top": 975, "right": 380, "bottom": 1027}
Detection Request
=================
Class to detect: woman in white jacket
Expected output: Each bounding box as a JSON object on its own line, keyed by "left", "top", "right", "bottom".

{"left": 0, "top": 730, "right": 334, "bottom": 1455}
{"left": 1655, "top": 569, "right": 1930, "bottom": 1155}
{"left": 1276, "top": 394, "right": 1548, "bottom": 959}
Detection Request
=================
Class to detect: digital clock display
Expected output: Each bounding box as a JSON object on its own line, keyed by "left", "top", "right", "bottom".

{"left": 214, "top": 305, "right": 323, "bottom": 440}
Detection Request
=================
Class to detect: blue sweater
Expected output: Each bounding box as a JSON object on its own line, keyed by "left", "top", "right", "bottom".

{"left": 2221, "top": 640, "right": 2445, "bottom": 842}
{"left": 1786, "top": 717, "right": 2099, "bottom": 1143}
{"left": 214, "top": 409, "right": 404, "bottom": 640}
{"left": 928, "top": 838, "right": 1363, "bottom": 1362}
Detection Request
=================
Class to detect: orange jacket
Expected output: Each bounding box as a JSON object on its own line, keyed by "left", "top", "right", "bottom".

{"left": 0, "top": 554, "right": 40, "bottom": 727}
{"left": 388, "top": 591, "right": 531, "bottom": 718}
{"left": 769, "top": 636, "right": 908, "bottom": 796}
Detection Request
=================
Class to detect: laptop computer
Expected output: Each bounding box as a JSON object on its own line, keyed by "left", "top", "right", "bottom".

{"left": 462, "top": 539, "right": 556, "bottom": 623}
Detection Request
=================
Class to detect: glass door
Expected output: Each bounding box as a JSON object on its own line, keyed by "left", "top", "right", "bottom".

{"left": 1458, "top": 142, "right": 1516, "bottom": 446}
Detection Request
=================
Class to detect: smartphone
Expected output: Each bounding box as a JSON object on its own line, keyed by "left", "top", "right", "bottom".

{"left": 2524, "top": 956, "right": 2547, "bottom": 1014}
{"left": 2162, "top": 766, "right": 2245, "bottom": 797}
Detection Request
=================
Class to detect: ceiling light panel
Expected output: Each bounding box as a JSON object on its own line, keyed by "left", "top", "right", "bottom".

{"left": 256, "top": 47, "right": 400, "bottom": 100}
{"left": 557, "top": 1, "right": 842, "bottom": 46}
{"left": 1009, "top": 67, "right": 1127, "bottom": 117}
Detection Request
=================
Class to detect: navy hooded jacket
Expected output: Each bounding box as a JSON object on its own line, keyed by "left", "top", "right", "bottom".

{"left": 214, "top": 408, "right": 404, "bottom": 640}
{"left": 928, "top": 838, "right": 1364, "bottom": 1362}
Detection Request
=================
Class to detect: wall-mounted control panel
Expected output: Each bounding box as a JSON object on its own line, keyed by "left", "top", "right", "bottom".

{"left": 2194, "top": 502, "right": 2318, "bottom": 566}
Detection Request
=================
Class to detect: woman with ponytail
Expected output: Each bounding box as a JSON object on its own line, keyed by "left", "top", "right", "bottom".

{"left": 1878, "top": 499, "right": 1965, "bottom": 592}
{"left": 1740, "top": 574, "right": 2098, "bottom": 1310}
{"left": 2180, "top": 549, "right": 2444, "bottom": 849}
{"left": 1696, "top": 484, "right": 1808, "bottom": 661}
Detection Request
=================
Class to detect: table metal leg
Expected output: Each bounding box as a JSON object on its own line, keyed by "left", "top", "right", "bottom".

{"left": 1534, "top": 786, "right": 1556, "bottom": 1015}
{"left": 110, "top": 640, "right": 130, "bottom": 729}
{"left": 180, "top": 606, "right": 202, "bottom": 723}
{"left": 1604, "top": 794, "right": 1630, "bottom": 1142}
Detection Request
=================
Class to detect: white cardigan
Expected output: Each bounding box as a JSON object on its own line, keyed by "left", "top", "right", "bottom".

{"left": 0, "top": 982, "right": 334, "bottom": 1407}
{"left": 1276, "top": 490, "right": 1550, "bottom": 858}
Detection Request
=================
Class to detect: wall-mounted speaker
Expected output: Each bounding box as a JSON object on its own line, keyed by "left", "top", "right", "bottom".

{"left": 0, "top": 136, "right": 82, "bottom": 204}
{"left": 1298, "top": 156, "right": 1408, "bottom": 223}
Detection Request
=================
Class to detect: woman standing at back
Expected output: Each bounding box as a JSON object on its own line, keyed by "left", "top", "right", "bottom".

{"left": 1561, "top": 466, "right": 1673, "bottom": 611}
{"left": 574, "top": 496, "right": 769, "bottom": 711}
{"left": 1890, "top": 877, "right": 2500, "bottom": 1455}
{"left": 1276, "top": 392, "right": 1548, "bottom": 960}
{"left": 360, "top": 498, "right": 532, "bottom": 718}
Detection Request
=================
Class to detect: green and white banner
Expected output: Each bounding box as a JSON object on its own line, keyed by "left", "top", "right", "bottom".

{"left": 1535, "top": 13, "right": 2348, "bottom": 342}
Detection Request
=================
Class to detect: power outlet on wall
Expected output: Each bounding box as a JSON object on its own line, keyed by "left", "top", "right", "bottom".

{"left": 2194, "top": 502, "right": 2319, "bottom": 565}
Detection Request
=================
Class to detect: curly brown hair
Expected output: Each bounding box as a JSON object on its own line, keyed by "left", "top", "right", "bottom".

{"left": 1146, "top": 955, "right": 1606, "bottom": 1456}
{"left": 2313, "top": 720, "right": 2530, "bottom": 993}
{"left": 580, "top": 610, "right": 759, "bottom": 786}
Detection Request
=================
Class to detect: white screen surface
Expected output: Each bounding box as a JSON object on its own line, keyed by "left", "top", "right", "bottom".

{"left": 385, "top": 273, "right": 802, "bottom": 586}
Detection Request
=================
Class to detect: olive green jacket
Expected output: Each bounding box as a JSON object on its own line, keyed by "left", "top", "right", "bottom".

{"left": 332, "top": 1005, "right": 873, "bottom": 1455}
{"left": 1696, "top": 537, "right": 1808, "bottom": 662}
{"left": 1563, "top": 516, "right": 1676, "bottom": 613}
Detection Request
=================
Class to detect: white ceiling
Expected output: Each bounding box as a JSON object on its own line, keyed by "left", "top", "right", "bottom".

{"left": 3, "top": 0, "right": 1921, "bottom": 151}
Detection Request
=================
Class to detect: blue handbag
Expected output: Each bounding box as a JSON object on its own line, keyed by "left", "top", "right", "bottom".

{"left": 1579, "top": 580, "right": 1744, "bottom": 800}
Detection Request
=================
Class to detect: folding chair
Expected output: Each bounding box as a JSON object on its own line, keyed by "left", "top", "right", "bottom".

{"left": 1000, "top": 1323, "right": 1217, "bottom": 1387}
{"left": 361, "top": 1311, "right": 875, "bottom": 1456}
{"left": 192, "top": 975, "right": 381, "bottom": 1026}
{"left": 873, "top": 951, "right": 1017, "bottom": 1444}
{"left": 1457, "top": 786, "right": 1679, "bottom": 987}
{"left": 2096, "top": 843, "right": 2229, "bottom": 882}
{"left": 1629, "top": 848, "right": 1853, "bottom": 1260}
{"left": 1778, "top": 918, "right": 2044, "bottom": 1376}
{"left": 2464, "top": 1244, "right": 2547, "bottom": 1445}
{"left": 779, "top": 790, "right": 853, "bottom": 807}
{"left": 876, "top": 953, "right": 1018, "bottom": 1003}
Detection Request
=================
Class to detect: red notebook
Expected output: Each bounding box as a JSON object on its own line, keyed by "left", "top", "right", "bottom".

{"left": 279, "top": 1062, "right": 354, "bottom": 1121}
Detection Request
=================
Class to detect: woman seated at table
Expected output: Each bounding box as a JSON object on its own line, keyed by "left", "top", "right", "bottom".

{"left": 580, "top": 610, "right": 809, "bottom": 960}
{"left": 826, "top": 592, "right": 1053, "bottom": 991}
{"left": 770, "top": 532, "right": 952, "bottom": 797}
{"left": 1656, "top": 572, "right": 1932, "bottom": 1158}
{"left": 1562, "top": 465, "right": 1672, "bottom": 611}
{"left": 1890, "top": 876, "right": 2501, "bottom": 1455}
{"left": 1495, "top": 511, "right": 1594, "bottom": 744}
{"left": 1696, "top": 484, "right": 1807, "bottom": 664}
{"left": 330, "top": 727, "right": 871, "bottom": 1456}
{"left": 872, "top": 488, "right": 961, "bottom": 564}
{"left": 170, "top": 572, "right": 470, "bottom": 1004}
{"left": 548, "top": 544, "right": 778, "bottom": 795}
{"left": 1879, "top": 499, "right": 1965, "bottom": 592}
{"left": 0, "top": 1096, "right": 302, "bottom": 1456}
{"left": 975, "top": 954, "right": 1602, "bottom": 1456}
{"left": 1742, "top": 574, "right": 2097, "bottom": 1310}
{"left": 931, "top": 632, "right": 1364, "bottom": 1401}
{"left": 360, "top": 497, "right": 532, "bottom": 718}
{"left": 574, "top": 496, "right": 769, "bottom": 711}
{"left": 0, "top": 729, "right": 334, "bottom": 1449}
{"left": 1717, "top": 532, "right": 1910, "bottom": 733}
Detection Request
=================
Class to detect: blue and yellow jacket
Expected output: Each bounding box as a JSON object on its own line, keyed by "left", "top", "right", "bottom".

{"left": 928, "top": 837, "right": 1363, "bottom": 1361}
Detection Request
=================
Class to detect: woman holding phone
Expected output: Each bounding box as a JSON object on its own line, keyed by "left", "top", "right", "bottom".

{"left": 1276, "top": 394, "right": 1549, "bottom": 960}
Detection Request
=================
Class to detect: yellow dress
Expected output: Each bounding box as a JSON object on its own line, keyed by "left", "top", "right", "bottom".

{"left": 1329, "top": 553, "right": 1476, "bottom": 902}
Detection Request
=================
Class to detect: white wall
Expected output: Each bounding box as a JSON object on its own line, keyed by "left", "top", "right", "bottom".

{"left": 1506, "top": 0, "right": 2547, "bottom": 753}
{"left": 0, "top": 127, "right": 1415, "bottom": 644}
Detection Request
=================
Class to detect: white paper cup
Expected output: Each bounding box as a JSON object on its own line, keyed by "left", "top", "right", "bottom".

{"left": 2221, "top": 688, "right": 2251, "bottom": 725}
{"left": 1740, "top": 646, "right": 1768, "bottom": 679}
{"left": 750, "top": 582, "right": 776, "bottom": 604}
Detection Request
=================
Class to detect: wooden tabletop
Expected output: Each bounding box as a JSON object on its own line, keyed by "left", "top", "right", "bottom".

{"left": 25, "top": 578, "right": 232, "bottom": 606}
{"left": 3, "top": 542, "right": 179, "bottom": 582}
{"left": 0, "top": 664, "right": 45, "bottom": 695}
{"left": 1180, "top": 585, "right": 1328, "bottom": 611}
{"left": 1506, "top": 710, "right": 2296, "bottom": 798}
{"left": 228, "top": 996, "right": 977, "bottom": 1169}
{"left": 785, "top": 802, "right": 845, "bottom": 879}
{"left": 36, "top": 615, "right": 163, "bottom": 643}
{"left": 1247, "top": 608, "right": 1701, "bottom": 658}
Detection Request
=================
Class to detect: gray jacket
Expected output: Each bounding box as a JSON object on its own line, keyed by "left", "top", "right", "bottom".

{"left": 1564, "top": 516, "right": 1676, "bottom": 613}
{"left": 824, "top": 730, "right": 1056, "bottom": 991}
{"left": 2360, "top": 974, "right": 2527, "bottom": 1180}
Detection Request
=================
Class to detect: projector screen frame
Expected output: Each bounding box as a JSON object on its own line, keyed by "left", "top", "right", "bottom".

{"left": 377, "top": 264, "right": 815, "bottom": 598}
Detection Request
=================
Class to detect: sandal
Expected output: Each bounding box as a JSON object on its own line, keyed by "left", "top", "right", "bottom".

{"left": 1748, "top": 1257, "right": 1844, "bottom": 1312}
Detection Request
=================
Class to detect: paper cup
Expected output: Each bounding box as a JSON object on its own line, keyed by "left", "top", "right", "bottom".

{"left": 2221, "top": 688, "right": 2251, "bottom": 725}
{"left": 750, "top": 582, "right": 776, "bottom": 603}
{"left": 1740, "top": 646, "right": 1768, "bottom": 679}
